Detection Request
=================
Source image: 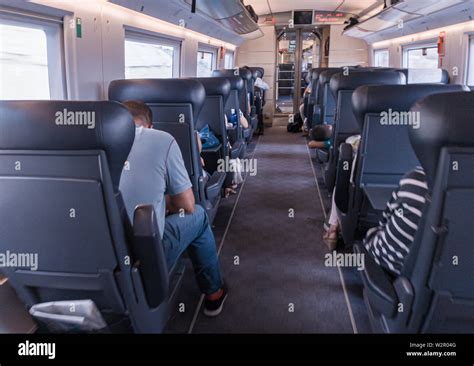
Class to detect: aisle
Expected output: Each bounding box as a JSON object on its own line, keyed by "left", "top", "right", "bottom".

{"left": 191, "top": 127, "right": 355, "bottom": 333}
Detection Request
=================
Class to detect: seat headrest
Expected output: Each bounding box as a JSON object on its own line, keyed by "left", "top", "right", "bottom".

{"left": 108, "top": 78, "right": 206, "bottom": 122}
{"left": 395, "top": 68, "right": 409, "bottom": 79}
{"left": 238, "top": 68, "right": 252, "bottom": 81}
{"left": 212, "top": 70, "right": 244, "bottom": 91}
{"left": 352, "top": 84, "right": 469, "bottom": 129}
{"left": 193, "top": 77, "right": 231, "bottom": 104}
{"left": 249, "top": 69, "right": 258, "bottom": 80}
{"left": 410, "top": 91, "right": 474, "bottom": 186}
{"left": 249, "top": 67, "right": 264, "bottom": 78}
{"left": 0, "top": 100, "right": 135, "bottom": 192}
{"left": 330, "top": 70, "right": 406, "bottom": 97}
{"left": 318, "top": 68, "right": 342, "bottom": 85}
{"left": 310, "top": 68, "right": 324, "bottom": 82}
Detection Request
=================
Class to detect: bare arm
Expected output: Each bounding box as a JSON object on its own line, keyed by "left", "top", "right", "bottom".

{"left": 166, "top": 188, "right": 195, "bottom": 214}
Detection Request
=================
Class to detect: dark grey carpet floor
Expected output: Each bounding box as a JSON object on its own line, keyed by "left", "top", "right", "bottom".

{"left": 166, "top": 127, "right": 371, "bottom": 334}
{"left": 205, "top": 127, "right": 355, "bottom": 333}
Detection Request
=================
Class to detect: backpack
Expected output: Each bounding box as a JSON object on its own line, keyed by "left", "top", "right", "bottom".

{"left": 287, "top": 113, "right": 303, "bottom": 133}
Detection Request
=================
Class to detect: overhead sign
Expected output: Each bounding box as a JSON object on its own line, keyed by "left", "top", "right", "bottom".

{"left": 314, "top": 11, "right": 349, "bottom": 24}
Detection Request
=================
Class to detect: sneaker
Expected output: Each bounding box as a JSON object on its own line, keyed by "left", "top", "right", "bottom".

{"left": 203, "top": 285, "right": 228, "bottom": 317}
{"left": 323, "top": 219, "right": 330, "bottom": 232}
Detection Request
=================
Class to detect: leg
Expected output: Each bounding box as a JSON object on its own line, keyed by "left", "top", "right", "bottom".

{"left": 323, "top": 189, "right": 339, "bottom": 250}
{"left": 162, "top": 205, "right": 223, "bottom": 295}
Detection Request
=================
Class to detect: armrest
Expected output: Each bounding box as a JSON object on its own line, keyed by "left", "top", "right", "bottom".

{"left": 353, "top": 243, "right": 398, "bottom": 318}
{"left": 249, "top": 115, "right": 258, "bottom": 130}
{"left": 206, "top": 171, "right": 226, "bottom": 199}
{"left": 334, "top": 143, "right": 353, "bottom": 214}
{"left": 231, "top": 141, "right": 244, "bottom": 159}
{"left": 227, "top": 127, "right": 237, "bottom": 144}
{"left": 132, "top": 205, "right": 169, "bottom": 309}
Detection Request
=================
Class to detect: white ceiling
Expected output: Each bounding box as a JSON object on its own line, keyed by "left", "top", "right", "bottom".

{"left": 244, "top": 0, "right": 382, "bottom": 16}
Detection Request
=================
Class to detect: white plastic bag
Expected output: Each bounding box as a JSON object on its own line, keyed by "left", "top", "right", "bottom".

{"left": 29, "top": 299, "right": 107, "bottom": 332}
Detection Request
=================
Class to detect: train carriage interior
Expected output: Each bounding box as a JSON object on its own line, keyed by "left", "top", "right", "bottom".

{"left": 0, "top": 0, "right": 474, "bottom": 355}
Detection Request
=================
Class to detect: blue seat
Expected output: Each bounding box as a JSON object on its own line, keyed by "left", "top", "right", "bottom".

{"left": 0, "top": 100, "right": 182, "bottom": 333}
{"left": 249, "top": 66, "right": 266, "bottom": 134}
{"left": 108, "top": 78, "right": 225, "bottom": 223}
{"left": 193, "top": 77, "right": 231, "bottom": 173}
{"left": 211, "top": 70, "right": 247, "bottom": 158}
{"left": 213, "top": 68, "right": 256, "bottom": 142}
{"left": 354, "top": 91, "right": 474, "bottom": 333}
{"left": 335, "top": 83, "right": 468, "bottom": 246}
{"left": 322, "top": 70, "right": 406, "bottom": 191}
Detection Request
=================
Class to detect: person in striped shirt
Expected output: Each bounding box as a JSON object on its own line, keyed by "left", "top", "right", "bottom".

{"left": 363, "top": 167, "right": 428, "bottom": 276}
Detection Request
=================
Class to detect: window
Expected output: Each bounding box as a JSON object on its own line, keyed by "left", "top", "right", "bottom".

{"left": 403, "top": 44, "right": 438, "bottom": 69}
{"left": 196, "top": 51, "right": 214, "bottom": 77}
{"left": 196, "top": 45, "right": 217, "bottom": 77}
{"left": 373, "top": 49, "right": 389, "bottom": 67}
{"left": 125, "top": 32, "right": 181, "bottom": 79}
{"left": 225, "top": 51, "right": 234, "bottom": 69}
{"left": 0, "top": 16, "right": 64, "bottom": 100}
{"left": 467, "top": 36, "right": 474, "bottom": 86}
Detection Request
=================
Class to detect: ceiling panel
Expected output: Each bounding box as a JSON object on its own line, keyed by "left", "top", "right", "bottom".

{"left": 244, "top": 0, "right": 382, "bottom": 16}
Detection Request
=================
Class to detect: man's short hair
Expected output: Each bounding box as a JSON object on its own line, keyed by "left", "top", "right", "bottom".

{"left": 123, "top": 100, "right": 153, "bottom": 127}
{"left": 310, "top": 124, "right": 333, "bottom": 142}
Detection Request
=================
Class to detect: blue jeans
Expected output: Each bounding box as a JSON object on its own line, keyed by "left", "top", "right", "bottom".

{"left": 162, "top": 205, "right": 223, "bottom": 295}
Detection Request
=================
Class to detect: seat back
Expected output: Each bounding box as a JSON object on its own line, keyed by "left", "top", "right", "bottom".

{"left": 401, "top": 91, "right": 474, "bottom": 332}
{"left": 317, "top": 69, "right": 342, "bottom": 123}
{"left": 330, "top": 70, "right": 407, "bottom": 144}
{"left": 323, "top": 70, "right": 406, "bottom": 190}
{"left": 247, "top": 67, "right": 258, "bottom": 107}
{"left": 0, "top": 100, "right": 176, "bottom": 333}
{"left": 352, "top": 84, "right": 467, "bottom": 187}
{"left": 109, "top": 79, "right": 205, "bottom": 201}
{"left": 193, "top": 77, "right": 231, "bottom": 159}
{"left": 238, "top": 67, "right": 253, "bottom": 118}
{"left": 211, "top": 71, "right": 245, "bottom": 142}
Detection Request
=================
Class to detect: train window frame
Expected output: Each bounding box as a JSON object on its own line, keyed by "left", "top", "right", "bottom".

{"left": 124, "top": 30, "right": 182, "bottom": 79}
{"left": 402, "top": 41, "right": 439, "bottom": 69}
{"left": 373, "top": 48, "right": 389, "bottom": 67}
{"left": 196, "top": 44, "right": 217, "bottom": 77}
{"left": 225, "top": 51, "right": 234, "bottom": 69}
{"left": 466, "top": 35, "right": 474, "bottom": 86}
{"left": 0, "top": 11, "right": 66, "bottom": 100}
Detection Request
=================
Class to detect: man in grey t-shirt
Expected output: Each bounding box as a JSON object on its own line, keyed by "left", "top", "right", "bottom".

{"left": 119, "top": 101, "right": 227, "bottom": 317}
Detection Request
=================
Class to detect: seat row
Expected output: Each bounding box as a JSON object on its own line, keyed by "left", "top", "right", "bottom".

{"left": 307, "top": 66, "right": 474, "bottom": 332}
{"left": 0, "top": 65, "right": 266, "bottom": 333}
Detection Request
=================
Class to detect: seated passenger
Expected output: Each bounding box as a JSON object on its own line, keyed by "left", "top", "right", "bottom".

{"left": 363, "top": 167, "right": 428, "bottom": 276}
{"left": 120, "top": 100, "right": 228, "bottom": 317}
{"left": 309, "top": 125, "right": 361, "bottom": 249}
{"left": 240, "top": 110, "right": 249, "bottom": 129}
{"left": 254, "top": 76, "right": 269, "bottom": 91}
{"left": 307, "top": 124, "right": 333, "bottom": 149}
{"left": 299, "top": 81, "right": 312, "bottom": 131}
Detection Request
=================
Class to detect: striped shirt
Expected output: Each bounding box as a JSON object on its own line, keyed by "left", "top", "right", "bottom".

{"left": 363, "top": 168, "right": 428, "bottom": 276}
